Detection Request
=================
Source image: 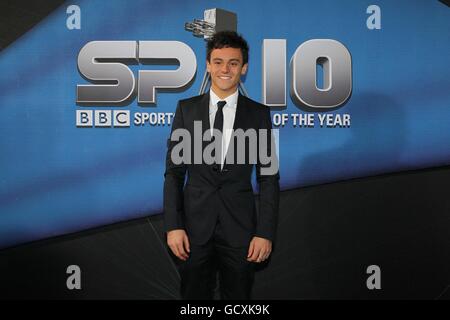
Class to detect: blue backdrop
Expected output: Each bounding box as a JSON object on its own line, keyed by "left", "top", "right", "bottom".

{"left": 0, "top": 0, "right": 449, "bottom": 248}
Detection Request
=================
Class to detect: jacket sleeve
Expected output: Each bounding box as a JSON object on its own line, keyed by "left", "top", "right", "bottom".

{"left": 255, "top": 107, "right": 280, "bottom": 241}
{"left": 163, "top": 101, "right": 187, "bottom": 232}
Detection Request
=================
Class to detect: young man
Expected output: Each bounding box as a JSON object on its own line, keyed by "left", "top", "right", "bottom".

{"left": 163, "top": 31, "right": 280, "bottom": 299}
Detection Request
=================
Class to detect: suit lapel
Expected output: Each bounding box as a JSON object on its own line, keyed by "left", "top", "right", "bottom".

{"left": 232, "top": 93, "right": 247, "bottom": 132}
{"left": 223, "top": 93, "right": 248, "bottom": 168}
{"left": 199, "top": 91, "right": 210, "bottom": 132}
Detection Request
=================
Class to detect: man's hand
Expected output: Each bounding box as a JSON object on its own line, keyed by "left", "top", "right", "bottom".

{"left": 167, "top": 229, "right": 190, "bottom": 261}
{"left": 247, "top": 236, "right": 272, "bottom": 263}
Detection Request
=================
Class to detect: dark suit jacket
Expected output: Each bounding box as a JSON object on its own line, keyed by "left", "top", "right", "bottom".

{"left": 163, "top": 92, "right": 280, "bottom": 247}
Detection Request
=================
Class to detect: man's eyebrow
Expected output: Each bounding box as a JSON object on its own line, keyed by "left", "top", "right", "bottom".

{"left": 212, "top": 58, "right": 241, "bottom": 62}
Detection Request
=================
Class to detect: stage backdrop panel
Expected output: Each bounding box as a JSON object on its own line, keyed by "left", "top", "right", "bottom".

{"left": 0, "top": 0, "right": 449, "bottom": 248}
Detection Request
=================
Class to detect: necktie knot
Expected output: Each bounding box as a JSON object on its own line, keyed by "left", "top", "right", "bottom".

{"left": 217, "top": 100, "right": 226, "bottom": 111}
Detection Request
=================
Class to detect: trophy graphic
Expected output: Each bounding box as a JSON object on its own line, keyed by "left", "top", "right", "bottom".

{"left": 185, "top": 8, "right": 249, "bottom": 96}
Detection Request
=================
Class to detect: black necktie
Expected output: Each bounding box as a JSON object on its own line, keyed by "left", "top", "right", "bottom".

{"left": 212, "top": 100, "right": 226, "bottom": 166}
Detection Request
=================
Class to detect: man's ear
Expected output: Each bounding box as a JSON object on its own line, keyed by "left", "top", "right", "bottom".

{"left": 206, "top": 60, "right": 211, "bottom": 73}
{"left": 241, "top": 63, "right": 248, "bottom": 75}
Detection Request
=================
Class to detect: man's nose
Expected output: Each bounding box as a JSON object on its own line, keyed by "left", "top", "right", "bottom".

{"left": 221, "top": 63, "right": 230, "bottom": 73}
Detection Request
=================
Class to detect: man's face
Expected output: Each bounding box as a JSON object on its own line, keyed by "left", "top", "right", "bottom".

{"left": 206, "top": 47, "right": 248, "bottom": 98}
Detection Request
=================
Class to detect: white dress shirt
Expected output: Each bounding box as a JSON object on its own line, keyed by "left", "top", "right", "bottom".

{"left": 209, "top": 88, "right": 238, "bottom": 168}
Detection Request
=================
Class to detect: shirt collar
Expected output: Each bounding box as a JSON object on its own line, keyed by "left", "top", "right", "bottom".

{"left": 209, "top": 88, "right": 238, "bottom": 114}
